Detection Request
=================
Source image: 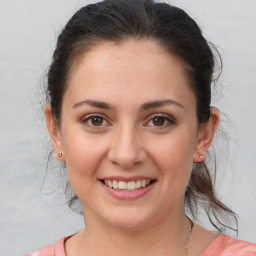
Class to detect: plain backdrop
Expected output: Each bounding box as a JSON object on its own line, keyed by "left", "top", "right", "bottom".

{"left": 0, "top": 0, "right": 255, "bottom": 255}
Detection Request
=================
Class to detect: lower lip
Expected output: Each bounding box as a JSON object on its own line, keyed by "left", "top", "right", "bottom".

{"left": 101, "top": 182, "right": 156, "bottom": 200}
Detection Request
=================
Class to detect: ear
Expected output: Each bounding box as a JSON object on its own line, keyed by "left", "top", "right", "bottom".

{"left": 45, "top": 104, "right": 65, "bottom": 162}
{"left": 193, "top": 107, "right": 219, "bottom": 162}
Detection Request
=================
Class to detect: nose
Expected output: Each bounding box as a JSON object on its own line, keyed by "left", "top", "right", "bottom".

{"left": 107, "top": 125, "right": 147, "bottom": 169}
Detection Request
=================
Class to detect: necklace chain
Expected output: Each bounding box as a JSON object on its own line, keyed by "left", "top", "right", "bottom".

{"left": 185, "top": 219, "right": 194, "bottom": 256}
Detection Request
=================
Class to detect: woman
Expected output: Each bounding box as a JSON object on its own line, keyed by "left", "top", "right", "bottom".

{"left": 27, "top": 0, "right": 256, "bottom": 255}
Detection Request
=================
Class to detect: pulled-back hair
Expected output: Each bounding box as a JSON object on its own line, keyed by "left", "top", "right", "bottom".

{"left": 47, "top": 0, "right": 237, "bottom": 232}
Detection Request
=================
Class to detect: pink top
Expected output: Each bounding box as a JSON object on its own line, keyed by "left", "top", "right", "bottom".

{"left": 26, "top": 234, "right": 256, "bottom": 256}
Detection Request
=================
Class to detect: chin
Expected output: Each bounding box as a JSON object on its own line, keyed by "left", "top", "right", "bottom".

{"left": 102, "top": 207, "right": 156, "bottom": 231}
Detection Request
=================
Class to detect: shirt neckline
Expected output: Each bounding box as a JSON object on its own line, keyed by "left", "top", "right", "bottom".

{"left": 61, "top": 233, "right": 226, "bottom": 256}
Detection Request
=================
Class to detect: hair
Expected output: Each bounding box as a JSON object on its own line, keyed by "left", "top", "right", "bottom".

{"left": 46, "top": 0, "right": 237, "bottom": 232}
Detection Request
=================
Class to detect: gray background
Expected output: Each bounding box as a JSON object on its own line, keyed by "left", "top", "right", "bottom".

{"left": 0, "top": 0, "right": 255, "bottom": 255}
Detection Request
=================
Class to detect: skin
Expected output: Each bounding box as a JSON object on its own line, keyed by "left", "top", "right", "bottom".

{"left": 46, "top": 39, "right": 219, "bottom": 256}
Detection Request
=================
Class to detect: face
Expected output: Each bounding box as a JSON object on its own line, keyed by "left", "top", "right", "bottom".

{"left": 47, "top": 39, "right": 216, "bottom": 230}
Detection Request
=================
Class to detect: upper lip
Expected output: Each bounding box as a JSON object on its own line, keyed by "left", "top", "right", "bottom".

{"left": 100, "top": 176, "right": 157, "bottom": 182}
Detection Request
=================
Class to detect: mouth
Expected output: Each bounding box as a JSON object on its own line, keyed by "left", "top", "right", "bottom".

{"left": 100, "top": 179, "right": 157, "bottom": 192}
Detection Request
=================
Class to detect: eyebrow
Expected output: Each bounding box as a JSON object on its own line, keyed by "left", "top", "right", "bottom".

{"left": 141, "top": 99, "right": 184, "bottom": 110}
{"left": 72, "top": 99, "right": 184, "bottom": 110}
{"left": 72, "top": 99, "right": 115, "bottom": 110}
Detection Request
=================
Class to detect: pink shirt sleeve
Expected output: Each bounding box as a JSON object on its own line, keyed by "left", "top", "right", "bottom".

{"left": 202, "top": 234, "right": 256, "bottom": 256}
{"left": 26, "top": 237, "right": 67, "bottom": 256}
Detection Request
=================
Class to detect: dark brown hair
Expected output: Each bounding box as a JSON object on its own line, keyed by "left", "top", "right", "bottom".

{"left": 46, "top": 0, "right": 237, "bottom": 232}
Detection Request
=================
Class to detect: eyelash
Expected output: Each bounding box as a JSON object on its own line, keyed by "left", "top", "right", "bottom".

{"left": 81, "top": 113, "right": 175, "bottom": 129}
{"left": 81, "top": 114, "right": 110, "bottom": 128}
{"left": 144, "top": 114, "right": 176, "bottom": 128}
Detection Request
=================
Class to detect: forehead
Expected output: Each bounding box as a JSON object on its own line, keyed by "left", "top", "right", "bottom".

{"left": 64, "top": 39, "right": 196, "bottom": 109}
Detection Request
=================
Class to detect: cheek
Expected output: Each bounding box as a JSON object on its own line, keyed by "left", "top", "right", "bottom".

{"left": 62, "top": 131, "right": 108, "bottom": 188}
{"left": 147, "top": 128, "right": 196, "bottom": 177}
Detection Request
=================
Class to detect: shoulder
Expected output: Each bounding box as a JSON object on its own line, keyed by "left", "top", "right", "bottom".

{"left": 202, "top": 234, "right": 256, "bottom": 256}
{"left": 26, "top": 236, "right": 68, "bottom": 256}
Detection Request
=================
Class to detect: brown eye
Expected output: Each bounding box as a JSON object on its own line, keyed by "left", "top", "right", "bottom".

{"left": 152, "top": 117, "right": 165, "bottom": 126}
{"left": 91, "top": 116, "right": 104, "bottom": 126}
{"left": 82, "top": 115, "right": 109, "bottom": 128}
{"left": 145, "top": 114, "right": 175, "bottom": 129}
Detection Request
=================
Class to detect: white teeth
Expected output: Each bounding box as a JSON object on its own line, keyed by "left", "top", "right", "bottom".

{"left": 107, "top": 180, "right": 113, "bottom": 188}
{"left": 127, "top": 181, "right": 136, "bottom": 190}
{"left": 118, "top": 181, "right": 127, "bottom": 190}
{"left": 103, "top": 179, "right": 153, "bottom": 190}
{"left": 135, "top": 180, "right": 142, "bottom": 189}
{"left": 112, "top": 180, "right": 118, "bottom": 189}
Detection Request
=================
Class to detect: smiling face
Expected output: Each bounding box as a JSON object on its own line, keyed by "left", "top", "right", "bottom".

{"left": 46, "top": 39, "right": 213, "bottom": 230}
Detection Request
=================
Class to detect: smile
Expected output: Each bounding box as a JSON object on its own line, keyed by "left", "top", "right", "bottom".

{"left": 101, "top": 179, "right": 155, "bottom": 191}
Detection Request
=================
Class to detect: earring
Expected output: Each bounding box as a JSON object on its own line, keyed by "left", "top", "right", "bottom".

{"left": 199, "top": 155, "right": 203, "bottom": 159}
{"left": 58, "top": 153, "right": 63, "bottom": 157}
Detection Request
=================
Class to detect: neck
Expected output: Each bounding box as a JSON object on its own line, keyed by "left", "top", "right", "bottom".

{"left": 80, "top": 210, "right": 190, "bottom": 256}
